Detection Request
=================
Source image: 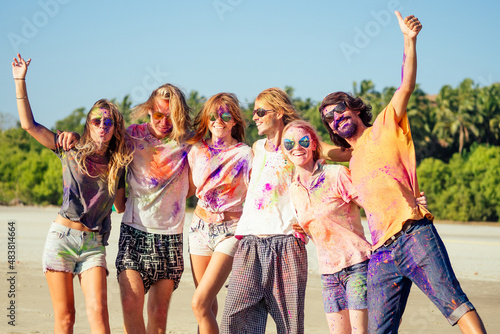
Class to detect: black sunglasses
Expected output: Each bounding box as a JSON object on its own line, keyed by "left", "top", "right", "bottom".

{"left": 323, "top": 101, "right": 347, "bottom": 123}
{"left": 253, "top": 108, "right": 275, "bottom": 117}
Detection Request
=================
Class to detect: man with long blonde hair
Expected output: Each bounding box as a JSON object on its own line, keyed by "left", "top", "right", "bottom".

{"left": 114, "top": 84, "right": 193, "bottom": 334}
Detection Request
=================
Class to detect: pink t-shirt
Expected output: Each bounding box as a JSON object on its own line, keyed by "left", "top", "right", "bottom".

{"left": 122, "top": 123, "right": 191, "bottom": 235}
{"left": 349, "top": 103, "right": 433, "bottom": 249}
{"left": 187, "top": 139, "right": 252, "bottom": 216}
{"left": 290, "top": 160, "right": 371, "bottom": 275}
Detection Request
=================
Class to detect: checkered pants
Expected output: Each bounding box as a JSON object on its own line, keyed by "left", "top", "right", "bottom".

{"left": 221, "top": 235, "right": 307, "bottom": 334}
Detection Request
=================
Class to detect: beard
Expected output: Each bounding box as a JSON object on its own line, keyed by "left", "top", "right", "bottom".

{"left": 334, "top": 118, "right": 358, "bottom": 139}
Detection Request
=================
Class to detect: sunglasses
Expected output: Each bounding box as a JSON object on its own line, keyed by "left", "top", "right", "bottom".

{"left": 90, "top": 118, "right": 114, "bottom": 127}
{"left": 323, "top": 101, "right": 347, "bottom": 123}
{"left": 209, "top": 112, "right": 233, "bottom": 123}
{"left": 152, "top": 111, "right": 171, "bottom": 121}
{"left": 283, "top": 135, "right": 310, "bottom": 151}
{"left": 253, "top": 108, "right": 274, "bottom": 117}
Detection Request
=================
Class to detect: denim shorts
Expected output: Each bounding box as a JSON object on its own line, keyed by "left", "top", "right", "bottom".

{"left": 368, "top": 218, "right": 475, "bottom": 333}
{"left": 115, "top": 223, "right": 184, "bottom": 293}
{"left": 42, "top": 222, "right": 107, "bottom": 275}
{"left": 321, "top": 259, "right": 368, "bottom": 313}
{"left": 188, "top": 216, "right": 239, "bottom": 257}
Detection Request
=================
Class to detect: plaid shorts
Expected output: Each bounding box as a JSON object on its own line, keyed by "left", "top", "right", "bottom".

{"left": 221, "top": 234, "right": 307, "bottom": 334}
{"left": 115, "top": 223, "right": 184, "bottom": 293}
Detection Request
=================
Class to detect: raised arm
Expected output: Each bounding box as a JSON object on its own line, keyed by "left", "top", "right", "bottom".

{"left": 12, "top": 54, "right": 57, "bottom": 150}
{"left": 390, "top": 11, "right": 422, "bottom": 123}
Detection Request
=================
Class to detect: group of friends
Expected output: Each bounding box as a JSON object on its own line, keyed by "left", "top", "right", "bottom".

{"left": 12, "top": 11, "right": 487, "bottom": 334}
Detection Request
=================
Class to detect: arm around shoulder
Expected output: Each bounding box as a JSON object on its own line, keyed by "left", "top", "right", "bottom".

{"left": 319, "top": 141, "right": 352, "bottom": 162}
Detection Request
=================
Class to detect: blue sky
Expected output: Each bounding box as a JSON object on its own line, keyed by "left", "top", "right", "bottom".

{"left": 1, "top": 0, "right": 498, "bottom": 129}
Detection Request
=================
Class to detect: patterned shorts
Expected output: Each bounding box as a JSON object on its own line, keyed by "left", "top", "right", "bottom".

{"left": 115, "top": 223, "right": 184, "bottom": 293}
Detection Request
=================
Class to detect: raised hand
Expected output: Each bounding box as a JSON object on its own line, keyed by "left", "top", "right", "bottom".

{"left": 395, "top": 11, "right": 422, "bottom": 39}
{"left": 12, "top": 53, "right": 31, "bottom": 80}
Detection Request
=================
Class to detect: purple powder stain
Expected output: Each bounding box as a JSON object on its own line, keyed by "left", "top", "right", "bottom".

{"left": 211, "top": 165, "right": 223, "bottom": 179}
{"left": 232, "top": 159, "right": 248, "bottom": 177}
{"left": 264, "top": 183, "right": 273, "bottom": 192}
{"left": 150, "top": 178, "right": 159, "bottom": 187}
{"left": 311, "top": 173, "right": 325, "bottom": 191}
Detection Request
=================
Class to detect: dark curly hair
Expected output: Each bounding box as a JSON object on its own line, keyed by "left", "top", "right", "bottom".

{"left": 319, "top": 92, "right": 373, "bottom": 148}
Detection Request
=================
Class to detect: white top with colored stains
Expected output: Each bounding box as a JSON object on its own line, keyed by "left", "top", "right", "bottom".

{"left": 235, "top": 139, "right": 297, "bottom": 236}
{"left": 122, "top": 123, "right": 191, "bottom": 235}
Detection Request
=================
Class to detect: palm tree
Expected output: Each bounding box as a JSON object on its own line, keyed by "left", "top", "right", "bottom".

{"left": 435, "top": 79, "right": 479, "bottom": 155}
{"left": 476, "top": 83, "right": 500, "bottom": 145}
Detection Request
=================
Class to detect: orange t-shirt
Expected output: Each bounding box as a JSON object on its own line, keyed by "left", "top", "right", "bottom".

{"left": 349, "top": 102, "right": 433, "bottom": 249}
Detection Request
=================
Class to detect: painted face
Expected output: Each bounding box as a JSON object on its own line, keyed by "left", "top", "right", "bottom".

{"left": 322, "top": 103, "right": 358, "bottom": 139}
{"left": 253, "top": 99, "right": 280, "bottom": 136}
{"left": 89, "top": 108, "right": 115, "bottom": 145}
{"left": 149, "top": 98, "right": 172, "bottom": 139}
{"left": 282, "top": 126, "right": 316, "bottom": 168}
{"left": 208, "top": 105, "right": 236, "bottom": 142}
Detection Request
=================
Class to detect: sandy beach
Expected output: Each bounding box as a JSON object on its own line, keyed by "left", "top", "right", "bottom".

{"left": 1, "top": 205, "right": 499, "bottom": 333}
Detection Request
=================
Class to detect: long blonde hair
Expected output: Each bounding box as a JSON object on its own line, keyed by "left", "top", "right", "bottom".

{"left": 189, "top": 93, "right": 246, "bottom": 144}
{"left": 75, "top": 99, "right": 133, "bottom": 195}
{"left": 130, "top": 83, "right": 192, "bottom": 142}
{"left": 256, "top": 88, "right": 302, "bottom": 126}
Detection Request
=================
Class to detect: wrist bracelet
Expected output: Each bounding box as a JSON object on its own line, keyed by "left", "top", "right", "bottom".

{"left": 16, "top": 96, "right": 28, "bottom": 100}
{"left": 14, "top": 78, "right": 25, "bottom": 80}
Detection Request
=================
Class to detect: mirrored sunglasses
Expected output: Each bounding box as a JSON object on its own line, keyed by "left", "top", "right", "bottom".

{"left": 90, "top": 118, "right": 114, "bottom": 127}
{"left": 283, "top": 135, "right": 310, "bottom": 151}
{"left": 209, "top": 112, "right": 232, "bottom": 123}
{"left": 152, "top": 112, "right": 170, "bottom": 121}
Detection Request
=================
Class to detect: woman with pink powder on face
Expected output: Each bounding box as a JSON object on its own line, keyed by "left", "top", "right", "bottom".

{"left": 282, "top": 120, "right": 370, "bottom": 334}
{"left": 281, "top": 120, "right": 427, "bottom": 334}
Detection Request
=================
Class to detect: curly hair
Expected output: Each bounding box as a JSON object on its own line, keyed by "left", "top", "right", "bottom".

{"left": 75, "top": 99, "right": 133, "bottom": 195}
{"left": 282, "top": 120, "right": 321, "bottom": 162}
{"left": 130, "top": 83, "right": 192, "bottom": 142}
{"left": 256, "top": 88, "right": 302, "bottom": 126}
{"left": 319, "top": 91, "right": 373, "bottom": 148}
{"left": 189, "top": 93, "right": 246, "bottom": 144}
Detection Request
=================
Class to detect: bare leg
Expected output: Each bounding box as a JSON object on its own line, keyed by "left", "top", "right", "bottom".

{"left": 349, "top": 309, "right": 368, "bottom": 334}
{"left": 79, "top": 266, "right": 110, "bottom": 334}
{"left": 118, "top": 269, "right": 146, "bottom": 334}
{"left": 457, "top": 310, "right": 487, "bottom": 334}
{"left": 45, "top": 271, "right": 76, "bottom": 334}
{"left": 146, "top": 278, "right": 175, "bottom": 334}
{"left": 326, "top": 310, "right": 351, "bottom": 334}
{"left": 191, "top": 252, "right": 234, "bottom": 334}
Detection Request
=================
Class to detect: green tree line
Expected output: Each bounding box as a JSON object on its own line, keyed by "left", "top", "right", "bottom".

{"left": 1, "top": 79, "right": 499, "bottom": 222}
